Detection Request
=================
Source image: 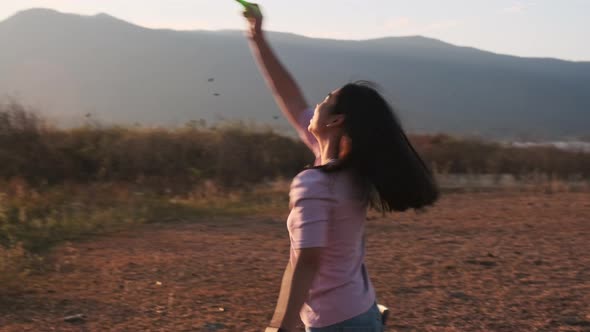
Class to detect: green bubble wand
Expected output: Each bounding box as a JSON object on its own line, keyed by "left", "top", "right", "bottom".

{"left": 234, "top": 0, "right": 261, "bottom": 16}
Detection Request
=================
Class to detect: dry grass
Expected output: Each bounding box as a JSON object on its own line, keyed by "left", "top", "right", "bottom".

{"left": 1, "top": 102, "right": 589, "bottom": 187}
{"left": 0, "top": 179, "right": 293, "bottom": 290}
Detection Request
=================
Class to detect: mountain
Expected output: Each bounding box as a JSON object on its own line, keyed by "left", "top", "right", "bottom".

{"left": 1, "top": 8, "right": 589, "bottom": 139}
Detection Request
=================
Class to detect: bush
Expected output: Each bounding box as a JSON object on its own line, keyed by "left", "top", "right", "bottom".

{"left": 1, "top": 102, "right": 588, "bottom": 187}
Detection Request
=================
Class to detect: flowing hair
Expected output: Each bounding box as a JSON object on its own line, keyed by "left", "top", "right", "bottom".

{"left": 325, "top": 81, "right": 439, "bottom": 212}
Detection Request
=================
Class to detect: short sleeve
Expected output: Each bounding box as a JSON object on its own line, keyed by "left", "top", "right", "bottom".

{"left": 295, "top": 108, "right": 320, "bottom": 164}
{"left": 288, "top": 170, "right": 335, "bottom": 249}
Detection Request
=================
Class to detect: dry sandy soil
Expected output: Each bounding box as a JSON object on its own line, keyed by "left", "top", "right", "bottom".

{"left": 1, "top": 191, "right": 589, "bottom": 331}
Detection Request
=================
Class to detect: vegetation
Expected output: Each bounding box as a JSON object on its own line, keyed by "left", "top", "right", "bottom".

{"left": 1, "top": 102, "right": 588, "bottom": 187}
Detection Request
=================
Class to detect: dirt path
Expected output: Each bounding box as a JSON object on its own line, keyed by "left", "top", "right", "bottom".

{"left": 1, "top": 191, "right": 590, "bottom": 331}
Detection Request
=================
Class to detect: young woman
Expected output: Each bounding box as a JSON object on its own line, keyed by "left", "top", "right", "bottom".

{"left": 242, "top": 5, "right": 439, "bottom": 332}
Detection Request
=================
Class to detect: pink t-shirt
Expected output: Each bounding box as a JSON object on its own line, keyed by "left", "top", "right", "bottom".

{"left": 287, "top": 108, "right": 376, "bottom": 328}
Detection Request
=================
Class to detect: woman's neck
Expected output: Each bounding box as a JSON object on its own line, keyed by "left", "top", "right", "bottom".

{"left": 318, "top": 135, "right": 341, "bottom": 165}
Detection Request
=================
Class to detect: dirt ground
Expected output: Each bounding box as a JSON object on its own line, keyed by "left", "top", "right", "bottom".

{"left": 1, "top": 191, "right": 589, "bottom": 332}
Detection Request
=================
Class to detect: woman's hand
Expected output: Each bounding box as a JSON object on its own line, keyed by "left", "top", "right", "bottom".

{"left": 242, "top": 3, "right": 263, "bottom": 39}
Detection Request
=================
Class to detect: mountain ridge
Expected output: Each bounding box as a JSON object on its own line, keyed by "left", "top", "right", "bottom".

{"left": 8, "top": 8, "right": 588, "bottom": 63}
{"left": 1, "top": 8, "right": 588, "bottom": 139}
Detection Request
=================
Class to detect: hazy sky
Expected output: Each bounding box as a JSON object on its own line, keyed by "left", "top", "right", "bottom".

{"left": 1, "top": 0, "right": 589, "bottom": 61}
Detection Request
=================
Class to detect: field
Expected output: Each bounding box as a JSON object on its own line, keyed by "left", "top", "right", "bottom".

{"left": 1, "top": 190, "right": 589, "bottom": 332}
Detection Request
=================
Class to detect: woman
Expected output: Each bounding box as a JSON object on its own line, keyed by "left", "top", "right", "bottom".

{"left": 242, "top": 5, "right": 439, "bottom": 332}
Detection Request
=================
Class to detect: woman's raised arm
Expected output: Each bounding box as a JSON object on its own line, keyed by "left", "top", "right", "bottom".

{"left": 243, "top": 5, "right": 309, "bottom": 131}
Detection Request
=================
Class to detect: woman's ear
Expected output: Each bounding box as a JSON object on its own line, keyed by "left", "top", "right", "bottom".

{"left": 326, "top": 114, "right": 345, "bottom": 128}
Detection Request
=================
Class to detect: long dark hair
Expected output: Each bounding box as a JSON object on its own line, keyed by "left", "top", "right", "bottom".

{"left": 325, "top": 81, "right": 439, "bottom": 212}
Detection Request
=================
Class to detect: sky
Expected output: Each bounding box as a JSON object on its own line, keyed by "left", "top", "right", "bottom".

{"left": 1, "top": 0, "right": 589, "bottom": 61}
